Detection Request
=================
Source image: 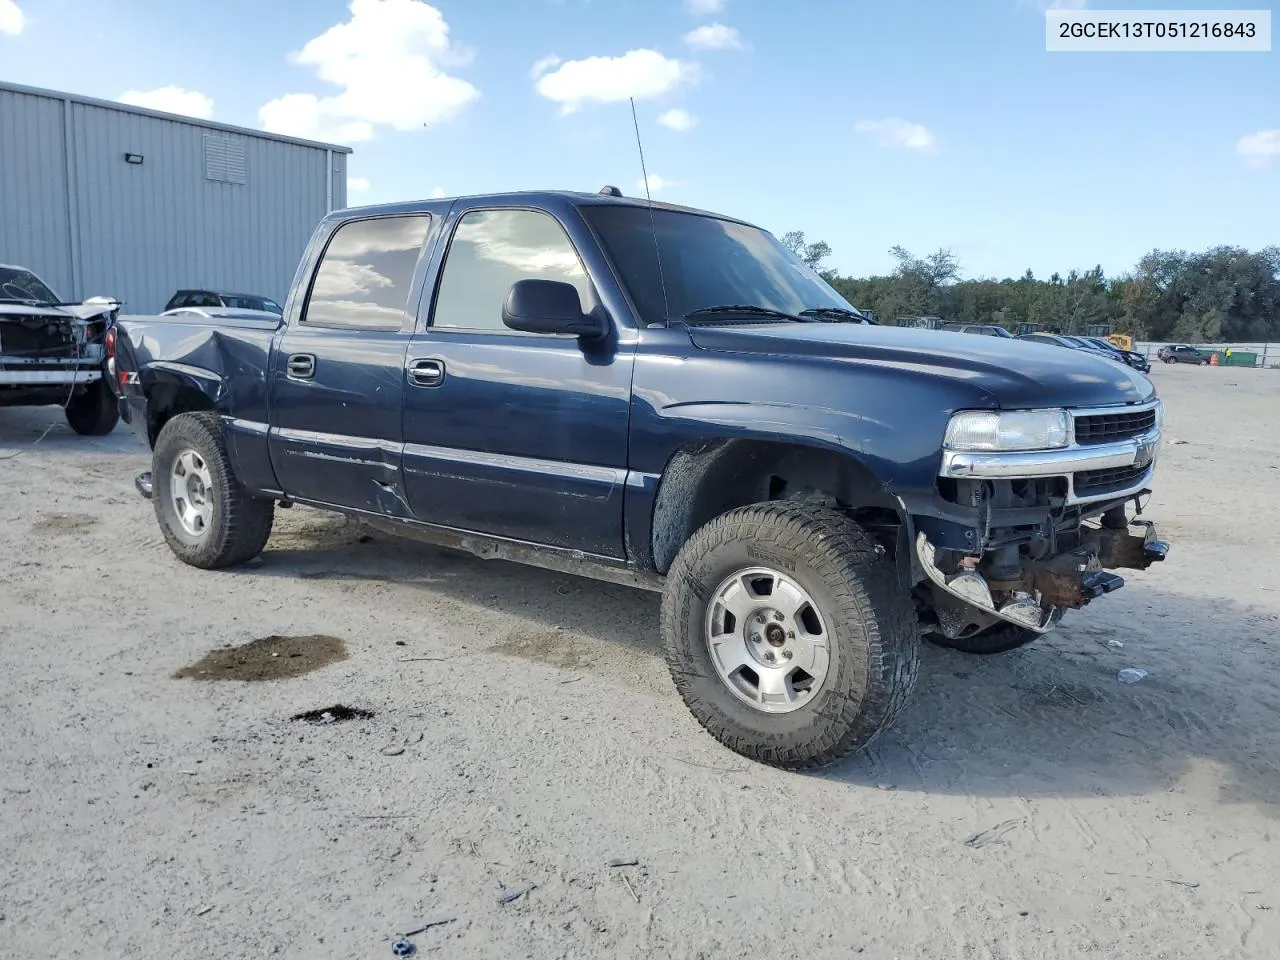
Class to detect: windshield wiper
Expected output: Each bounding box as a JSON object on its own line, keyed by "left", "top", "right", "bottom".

{"left": 798, "top": 306, "right": 874, "bottom": 324}
{"left": 682, "top": 304, "right": 804, "bottom": 324}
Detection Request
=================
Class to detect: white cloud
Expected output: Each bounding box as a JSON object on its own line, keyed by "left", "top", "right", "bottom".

{"left": 636, "top": 174, "right": 682, "bottom": 194}
{"left": 686, "top": 0, "right": 725, "bottom": 14}
{"left": 117, "top": 86, "right": 214, "bottom": 120}
{"left": 659, "top": 108, "right": 698, "bottom": 132}
{"left": 347, "top": 176, "right": 370, "bottom": 192}
{"left": 259, "top": 94, "right": 375, "bottom": 143}
{"left": 0, "top": 0, "right": 24, "bottom": 35}
{"left": 430, "top": 186, "right": 447, "bottom": 198}
{"left": 683, "top": 23, "right": 745, "bottom": 51}
{"left": 313, "top": 260, "right": 393, "bottom": 299}
{"left": 1237, "top": 130, "right": 1280, "bottom": 169}
{"left": 530, "top": 55, "right": 561, "bottom": 80}
{"left": 258, "top": 0, "right": 479, "bottom": 144}
{"left": 855, "top": 117, "right": 939, "bottom": 154}
{"left": 534, "top": 49, "right": 697, "bottom": 115}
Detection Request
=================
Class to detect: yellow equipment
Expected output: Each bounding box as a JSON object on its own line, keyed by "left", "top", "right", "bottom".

{"left": 1105, "top": 333, "right": 1134, "bottom": 352}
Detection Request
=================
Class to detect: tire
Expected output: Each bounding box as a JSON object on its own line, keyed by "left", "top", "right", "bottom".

{"left": 64, "top": 376, "right": 119, "bottom": 436}
{"left": 152, "top": 412, "right": 274, "bottom": 569}
{"left": 661, "top": 502, "right": 920, "bottom": 769}
{"left": 926, "top": 621, "right": 1038, "bottom": 655}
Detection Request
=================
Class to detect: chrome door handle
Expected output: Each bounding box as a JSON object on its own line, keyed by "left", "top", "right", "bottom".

{"left": 407, "top": 358, "right": 444, "bottom": 387}
{"left": 287, "top": 353, "right": 315, "bottom": 379}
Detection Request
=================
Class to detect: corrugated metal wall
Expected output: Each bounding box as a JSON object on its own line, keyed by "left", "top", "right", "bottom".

{"left": 0, "top": 86, "right": 348, "bottom": 313}
{"left": 0, "top": 90, "right": 75, "bottom": 297}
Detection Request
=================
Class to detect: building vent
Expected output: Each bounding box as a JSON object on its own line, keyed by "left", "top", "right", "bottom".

{"left": 204, "top": 134, "right": 247, "bottom": 184}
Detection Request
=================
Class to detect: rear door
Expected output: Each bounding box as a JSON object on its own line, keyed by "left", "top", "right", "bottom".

{"left": 267, "top": 213, "right": 434, "bottom": 514}
{"left": 399, "top": 201, "right": 636, "bottom": 558}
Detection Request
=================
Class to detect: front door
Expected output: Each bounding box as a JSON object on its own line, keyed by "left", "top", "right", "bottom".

{"left": 268, "top": 213, "right": 432, "bottom": 513}
{"left": 401, "top": 204, "right": 635, "bottom": 558}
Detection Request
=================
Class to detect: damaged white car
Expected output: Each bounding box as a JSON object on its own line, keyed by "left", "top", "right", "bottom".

{"left": 1, "top": 263, "right": 120, "bottom": 435}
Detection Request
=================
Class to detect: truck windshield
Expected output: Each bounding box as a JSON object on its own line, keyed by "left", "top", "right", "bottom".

{"left": 0, "top": 266, "right": 59, "bottom": 304}
{"left": 581, "top": 205, "right": 861, "bottom": 326}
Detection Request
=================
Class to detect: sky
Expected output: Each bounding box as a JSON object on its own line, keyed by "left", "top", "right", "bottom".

{"left": 1, "top": 0, "right": 1277, "bottom": 280}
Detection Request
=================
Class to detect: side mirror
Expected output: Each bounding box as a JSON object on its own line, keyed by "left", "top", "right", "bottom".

{"left": 502, "top": 279, "right": 606, "bottom": 339}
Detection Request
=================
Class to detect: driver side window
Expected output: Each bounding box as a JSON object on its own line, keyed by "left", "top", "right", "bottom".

{"left": 430, "top": 209, "right": 592, "bottom": 333}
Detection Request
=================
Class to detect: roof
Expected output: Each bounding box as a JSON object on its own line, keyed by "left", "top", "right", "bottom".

{"left": 332, "top": 188, "right": 754, "bottom": 227}
{"left": 0, "top": 80, "right": 353, "bottom": 154}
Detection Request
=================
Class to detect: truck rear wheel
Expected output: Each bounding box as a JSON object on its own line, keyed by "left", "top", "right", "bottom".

{"left": 661, "top": 502, "right": 920, "bottom": 769}
{"left": 152, "top": 413, "right": 274, "bottom": 569}
{"left": 926, "top": 622, "right": 1038, "bottom": 655}
{"left": 65, "top": 376, "right": 119, "bottom": 436}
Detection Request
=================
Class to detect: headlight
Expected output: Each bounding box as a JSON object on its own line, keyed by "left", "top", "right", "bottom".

{"left": 944, "top": 409, "right": 1071, "bottom": 452}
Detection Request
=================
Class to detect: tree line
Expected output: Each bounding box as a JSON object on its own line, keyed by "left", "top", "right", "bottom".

{"left": 781, "top": 232, "right": 1280, "bottom": 342}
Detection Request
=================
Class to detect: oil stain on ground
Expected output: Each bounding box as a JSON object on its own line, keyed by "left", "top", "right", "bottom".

{"left": 491, "top": 629, "right": 599, "bottom": 670}
{"left": 174, "top": 635, "right": 347, "bottom": 682}
{"left": 31, "top": 512, "right": 98, "bottom": 536}
{"left": 290, "top": 704, "right": 374, "bottom": 724}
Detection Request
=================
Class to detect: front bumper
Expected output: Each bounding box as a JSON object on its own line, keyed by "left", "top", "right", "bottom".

{"left": 918, "top": 518, "right": 1171, "bottom": 634}
{"left": 918, "top": 399, "right": 1168, "bottom": 635}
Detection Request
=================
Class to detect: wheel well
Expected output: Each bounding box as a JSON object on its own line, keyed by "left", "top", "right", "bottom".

{"left": 146, "top": 383, "right": 215, "bottom": 447}
{"left": 650, "top": 439, "right": 902, "bottom": 575}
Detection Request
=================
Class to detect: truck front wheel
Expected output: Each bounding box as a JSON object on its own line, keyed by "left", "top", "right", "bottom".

{"left": 661, "top": 502, "right": 920, "bottom": 769}
{"left": 152, "top": 413, "right": 274, "bottom": 569}
{"left": 65, "top": 376, "right": 119, "bottom": 436}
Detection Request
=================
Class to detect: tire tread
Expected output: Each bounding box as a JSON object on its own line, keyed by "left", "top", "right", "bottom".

{"left": 153, "top": 412, "right": 273, "bottom": 569}
{"left": 662, "top": 501, "right": 919, "bottom": 769}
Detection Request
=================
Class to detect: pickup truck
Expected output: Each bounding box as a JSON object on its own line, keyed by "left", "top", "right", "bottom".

{"left": 109, "top": 188, "right": 1170, "bottom": 769}
{"left": 1, "top": 262, "right": 120, "bottom": 435}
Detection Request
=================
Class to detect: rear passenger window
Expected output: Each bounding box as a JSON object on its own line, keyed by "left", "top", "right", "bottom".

{"left": 304, "top": 215, "right": 430, "bottom": 329}
{"left": 431, "top": 209, "right": 591, "bottom": 332}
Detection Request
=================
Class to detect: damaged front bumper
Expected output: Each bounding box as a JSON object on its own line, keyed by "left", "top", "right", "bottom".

{"left": 917, "top": 518, "right": 1170, "bottom": 635}
{"left": 914, "top": 400, "right": 1169, "bottom": 637}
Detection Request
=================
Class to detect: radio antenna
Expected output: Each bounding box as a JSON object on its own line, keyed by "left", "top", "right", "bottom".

{"left": 630, "top": 97, "right": 671, "bottom": 327}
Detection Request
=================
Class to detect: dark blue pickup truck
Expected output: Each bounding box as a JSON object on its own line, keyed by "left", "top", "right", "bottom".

{"left": 109, "top": 188, "right": 1169, "bottom": 769}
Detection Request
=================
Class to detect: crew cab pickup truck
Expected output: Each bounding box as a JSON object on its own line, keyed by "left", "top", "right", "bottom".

{"left": 109, "top": 188, "right": 1170, "bottom": 769}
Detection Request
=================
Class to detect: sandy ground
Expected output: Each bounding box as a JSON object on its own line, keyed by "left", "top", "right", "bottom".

{"left": 2, "top": 363, "right": 1278, "bottom": 960}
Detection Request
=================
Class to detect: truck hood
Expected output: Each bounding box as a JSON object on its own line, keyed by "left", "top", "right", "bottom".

{"left": 687, "top": 323, "right": 1155, "bottom": 409}
{"left": 0, "top": 302, "right": 117, "bottom": 322}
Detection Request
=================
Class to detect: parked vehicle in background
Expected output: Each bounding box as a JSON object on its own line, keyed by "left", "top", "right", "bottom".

{"left": 941, "top": 323, "right": 1015, "bottom": 338}
{"left": 896, "top": 315, "right": 945, "bottom": 330}
{"left": 1081, "top": 336, "right": 1150, "bottom": 373}
{"left": 1158, "top": 344, "right": 1210, "bottom": 365}
{"left": 109, "top": 187, "right": 1170, "bottom": 769}
{"left": 163, "top": 289, "right": 283, "bottom": 315}
{"left": 1, "top": 262, "right": 120, "bottom": 435}
{"left": 1019, "top": 332, "right": 1127, "bottom": 366}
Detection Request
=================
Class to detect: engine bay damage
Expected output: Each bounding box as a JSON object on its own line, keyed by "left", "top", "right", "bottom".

{"left": 0, "top": 304, "right": 113, "bottom": 405}
{"left": 916, "top": 490, "right": 1170, "bottom": 640}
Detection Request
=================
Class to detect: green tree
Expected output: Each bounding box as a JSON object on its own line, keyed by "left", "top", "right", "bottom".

{"left": 780, "top": 231, "right": 835, "bottom": 278}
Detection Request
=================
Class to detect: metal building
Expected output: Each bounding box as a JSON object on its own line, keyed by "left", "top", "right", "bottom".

{"left": 0, "top": 81, "right": 351, "bottom": 313}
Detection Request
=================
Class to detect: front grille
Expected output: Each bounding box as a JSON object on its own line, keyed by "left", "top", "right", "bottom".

{"left": 1073, "top": 408, "right": 1157, "bottom": 445}
{"left": 0, "top": 319, "right": 79, "bottom": 359}
{"left": 1074, "top": 462, "right": 1151, "bottom": 493}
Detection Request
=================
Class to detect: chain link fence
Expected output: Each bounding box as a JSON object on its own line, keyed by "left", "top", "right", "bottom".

{"left": 1134, "top": 342, "right": 1277, "bottom": 368}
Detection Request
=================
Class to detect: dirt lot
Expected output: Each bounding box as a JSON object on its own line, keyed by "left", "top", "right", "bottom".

{"left": 2, "top": 364, "right": 1278, "bottom": 960}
